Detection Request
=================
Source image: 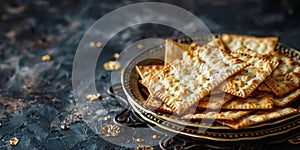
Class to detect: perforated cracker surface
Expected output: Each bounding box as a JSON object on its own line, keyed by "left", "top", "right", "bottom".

{"left": 221, "top": 52, "right": 278, "bottom": 98}
{"left": 221, "top": 34, "right": 278, "bottom": 55}
{"left": 145, "top": 44, "right": 248, "bottom": 115}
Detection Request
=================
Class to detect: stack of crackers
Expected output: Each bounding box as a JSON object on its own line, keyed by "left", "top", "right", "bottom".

{"left": 135, "top": 34, "right": 300, "bottom": 129}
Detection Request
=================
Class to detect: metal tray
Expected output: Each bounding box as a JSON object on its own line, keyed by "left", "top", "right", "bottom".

{"left": 120, "top": 34, "right": 300, "bottom": 144}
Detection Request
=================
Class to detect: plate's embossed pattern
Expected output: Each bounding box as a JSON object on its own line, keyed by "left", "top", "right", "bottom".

{"left": 288, "top": 134, "right": 300, "bottom": 144}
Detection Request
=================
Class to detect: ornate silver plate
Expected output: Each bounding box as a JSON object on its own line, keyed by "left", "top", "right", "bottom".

{"left": 121, "top": 34, "right": 300, "bottom": 142}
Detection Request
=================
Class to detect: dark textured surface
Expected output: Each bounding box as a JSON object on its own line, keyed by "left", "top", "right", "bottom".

{"left": 0, "top": 0, "right": 300, "bottom": 149}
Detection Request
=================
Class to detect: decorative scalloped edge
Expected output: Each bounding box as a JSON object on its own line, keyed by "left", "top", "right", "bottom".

{"left": 181, "top": 110, "right": 252, "bottom": 121}
{"left": 288, "top": 134, "right": 300, "bottom": 144}
{"left": 224, "top": 104, "right": 273, "bottom": 109}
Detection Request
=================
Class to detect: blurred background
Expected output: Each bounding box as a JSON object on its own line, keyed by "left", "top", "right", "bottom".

{"left": 0, "top": 0, "right": 300, "bottom": 149}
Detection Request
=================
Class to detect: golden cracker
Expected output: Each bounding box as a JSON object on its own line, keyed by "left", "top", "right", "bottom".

{"left": 221, "top": 34, "right": 278, "bottom": 55}
{"left": 145, "top": 43, "right": 248, "bottom": 115}
{"left": 271, "top": 52, "right": 300, "bottom": 76}
{"left": 136, "top": 65, "right": 165, "bottom": 89}
{"left": 231, "top": 45, "right": 262, "bottom": 57}
{"left": 288, "top": 72, "right": 300, "bottom": 87}
{"left": 204, "top": 38, "right": 227, "bottom": 51}
{"left": 164, "top": 38, "right": 225, "bottom": 66}
{"left": 248, "top": 90, "right": 262, "bottom": 97}
{"left": 182, "top": 110, "right": 252, "bottom": 121}
{"left": 144, "top": 96, "right": 173, "bottom": 114}
{"left": 231, "top": 46, "right": 279, "bottom": 69}
{"left": 278, "top": 56, "right": 300, "bottom": 87}
{"left": 221, "top": 52, "right": 278, "bottom": 98}
{"left": 258, "top": 83, "right": 272, "bottom": 92}
{"left": 264, "top": 52, "right": 300, "bottom": 96}
{"left": 265, "top": 71, "right": 297, "bottom": 97}
{"left": 165, "top": 39, "right": 190, "bottom": 65}
{"left": 231, "top": 47, "right": 300, "bottom": 96}
{"left": 198, "top": 93, "right": 235, "bottom": 110}
{"left": 274, "top": 88, "right": 300, "bottom": 107}
{"left": 219, "top": 108, "right": 298, "bottom": 129}
{"left": 135, "top": 65, "right": 164, "bottom": 80}
{"left": 230, "top": 47, "right": 298, "bottom": 96}
{"left": 222, "top": 92, "right": 274, "bottom": 109}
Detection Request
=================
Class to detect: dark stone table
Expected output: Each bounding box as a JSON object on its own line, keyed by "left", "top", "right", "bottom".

{"left": 0, "top": 0, "right": 300, "bottom": 149}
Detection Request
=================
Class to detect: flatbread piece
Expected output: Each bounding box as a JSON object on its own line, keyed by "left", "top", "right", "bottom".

{"left": 258, "top": 83, "right": 272, "bottom": 92}
{"left": 219, "top": 108, "right": 298, "bottom": 129}
{"left": 198, "top": 93, "right": 235, "bottom": 110}
{"left": 135, "top": 65, "right": 164, "bottom": 80}
{"left": 221, "top": 52, "right": 278, "bottom": 98}
{"left": 144, "top": 44, "right": 248, "bottom": 115}
{"left": 165, "top": 39, "right": 191, "bottom": 65}
{"left": 274, "top": 88, "right": 300, "bottom": 107}
{"left": 221, "top": 34, "right": 278, "bottom": 56}
{"left": 144, "top": 96, "right": 173, "bottom": 114}
{"left": 222, "top": 92, "right": 274, "bottom": 109}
